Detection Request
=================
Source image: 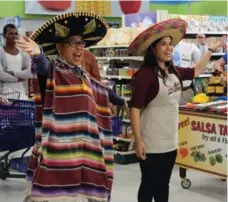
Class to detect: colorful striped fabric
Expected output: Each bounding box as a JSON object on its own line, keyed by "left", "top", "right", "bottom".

{"left": 27, "top": 59, "right": 114, "bottom": 202}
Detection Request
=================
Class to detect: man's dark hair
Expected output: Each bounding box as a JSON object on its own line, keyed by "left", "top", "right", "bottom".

{"left": 3, "top": 24, "right": 17, "bottom": 35}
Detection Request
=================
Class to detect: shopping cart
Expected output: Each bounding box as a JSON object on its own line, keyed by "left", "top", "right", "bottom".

{"left": 112, "top": 116, "right": 122, "bottom": 136}
{"left": 0, "top": 93, "right": 35, "bottom": 180}
{"left": 0, "top": 92, "right": 20, "bottom": 100}
{"left": 111, "top": 107, "right": 125, "bottom": 136}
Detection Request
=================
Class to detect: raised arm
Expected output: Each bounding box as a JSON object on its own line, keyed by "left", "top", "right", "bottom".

{"left": 214, "top": 53, "right": 227, "bottom": 72}
{"left": 194, "top": 35, "right": 226, "bottom": 78}
{"left": 15, "top": 36, "right": 50, "bottom": 76}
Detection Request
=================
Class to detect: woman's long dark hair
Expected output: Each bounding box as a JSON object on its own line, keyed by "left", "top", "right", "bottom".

{"left": 133, "top": 37, "right": 182, "bottom": 88}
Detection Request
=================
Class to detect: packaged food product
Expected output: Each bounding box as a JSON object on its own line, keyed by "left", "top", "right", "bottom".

{"left": 116, "top": 84, "right": 121, "bottom": 96}
{"left": 121, "top": 85, "right": 127, "bottom": 97}
{"left": 215, "top": 86, "right": 224, "bottom": 94}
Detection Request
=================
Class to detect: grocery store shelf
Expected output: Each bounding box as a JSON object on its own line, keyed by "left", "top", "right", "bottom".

{"left": 113, "top": 137, "right": 132, "bottom": 142}
{"left": 123, "top": 97, "right": 131, "bottom": 101}
{"left": 212, "top": 53, "right": 225, "bottom": 57}
{"left": 96, "top": 56, "right": 143, "bottom": 61}
{"left": 186, "top": 31, "right": 227, "bottom": 35}
{"left": 198, "top": 73, "right": 212, "bottom": 78}
{"left": 114, "top": 150, "right": 135, "bottom": 155}
{"left": 101, "top": 75, "right": 132, "bottom": 80}
{"left": 90, "top": 45, "right": 129, "bottom": 49}
{"left": 122, "top": 119, "right": 130, "bottom": 123}
{"left": 96, "top": 53, "right": 225, "bottom": 62}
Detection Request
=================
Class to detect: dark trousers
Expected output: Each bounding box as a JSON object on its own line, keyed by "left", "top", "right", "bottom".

{"left": 138, "top": 150, "right": 177, "bottom": 202}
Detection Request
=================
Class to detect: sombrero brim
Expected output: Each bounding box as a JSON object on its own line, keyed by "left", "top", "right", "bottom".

{"left": 128, "top": 19, "right": 187, "bottom": 56}
{"left": 30, "top": 11, "right": 109, "bottom": 55}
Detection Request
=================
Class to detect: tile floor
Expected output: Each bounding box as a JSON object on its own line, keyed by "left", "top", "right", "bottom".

{"left": 0, "top": 164, "right": 227, "bottom": 202}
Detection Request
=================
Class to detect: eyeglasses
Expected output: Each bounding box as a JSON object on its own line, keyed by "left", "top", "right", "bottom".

{"left": 64, "top": 40, "right": 85, "bottom": 47}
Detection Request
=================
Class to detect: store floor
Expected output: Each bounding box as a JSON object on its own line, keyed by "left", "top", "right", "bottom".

{"left": 0, "top": 164, "right": 227, "bottom": 202}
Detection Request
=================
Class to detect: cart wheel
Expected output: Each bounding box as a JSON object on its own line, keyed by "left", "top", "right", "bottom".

{"left": 181, "top": 178, "right": 191, "bottom": 189}
{"left": 0, "top": 162, "right": 9, "bottom": 180}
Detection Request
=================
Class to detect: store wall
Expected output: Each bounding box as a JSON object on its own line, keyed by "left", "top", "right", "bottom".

{"left": 150, "top": 1, "right": 227, "bottom": 16}
{"left": 0, "top": 1, "right": 121, "bottom": 32}
{"left": 0, "top": 0, "right": 227, "bottom": 32}
{"left": 0, "top": 1, "right": 50, "bottom": 19}
{"left": 0, "top": 1, "right": 121, "bottom": 21}
{"left": 0, "top": 1, "right": 227, "bottom": 19}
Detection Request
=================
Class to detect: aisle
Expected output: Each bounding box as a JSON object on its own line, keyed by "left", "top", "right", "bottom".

{"left": 0, "top": 164, "right": 226, "bottom": 202}
{"left": 111, "top": 164, "right": 227, "bottom": 202}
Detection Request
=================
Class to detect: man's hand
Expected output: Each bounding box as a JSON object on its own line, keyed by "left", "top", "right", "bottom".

{"left": 15, "top": 36, "right": 41, "bottom": 56}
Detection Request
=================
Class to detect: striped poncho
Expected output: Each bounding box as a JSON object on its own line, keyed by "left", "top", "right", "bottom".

{"left": 27, "top": 58, "right": 114, "bottom": 202}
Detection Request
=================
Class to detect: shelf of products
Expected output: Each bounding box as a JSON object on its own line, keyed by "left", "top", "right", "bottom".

{"left": 96, "top": 56, "right": 143, "bottom": 61}
{"left": 89, "top": 45, "right": 129, "bottom": 49}
{"left": 198, "top": 73, "right": 212, "bottom": 78}
{"left": 124, "top": 97, "right": 131, "bottom": 101}
{"left": 114, "top": 150, "right": 135, "bottom": 155}
{"left": 113, "top": 136, "right": 132, "bottom": 143}
{"left": 122, "top": 119, "right": 130, "bottom": 123}
{"left": 101, "top": 75, "right": 132, "bottom": 80}
{"left": 114, "top": 150, "right": 138, "bottom": 165}
{"left": 212, "top": 53, "right": 225, "bottom": 57}
{"left": 186, "top": 31, "right": 227, "bottom": 36}
{"left": 90, "top": 44, "right": 138, "bottom": 163}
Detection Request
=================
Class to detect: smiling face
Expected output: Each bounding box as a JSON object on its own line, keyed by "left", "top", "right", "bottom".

{"left": 58, "top": 35, "right": 85, "bottom": 66}
{"left": 153, "top": 36, "right": 173, "bottom": 64}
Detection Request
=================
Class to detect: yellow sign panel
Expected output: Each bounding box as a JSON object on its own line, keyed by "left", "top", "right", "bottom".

{"left": 75, "top": 1, "right": 111, "bottom": 16}
{"left": 176, "top": 113, "right": 227, "bottom": 178}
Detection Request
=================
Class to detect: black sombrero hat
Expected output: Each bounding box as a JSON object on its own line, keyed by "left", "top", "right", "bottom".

{"left": 30, "top": 11, "right": 109, "bottom": 55}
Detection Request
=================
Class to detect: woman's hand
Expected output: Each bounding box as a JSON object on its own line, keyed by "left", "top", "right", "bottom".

{"left": 194, "top": 35, "right": 226, "bottom": 78}
{"left": 15, "top": 36, "right": 41, "bottom": 56}
{"left": 135, "top": 138, "right": 146, "bottom": 160}
{"left": 209, "top": 35, "right": 226, "bottom": 52}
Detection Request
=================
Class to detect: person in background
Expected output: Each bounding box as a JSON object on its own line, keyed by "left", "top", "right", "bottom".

{"left": 196, "top": 33, "right": 208, "bottom": 55}
{"left": 0, "top": 24, "right": 32, "bottom": 100}
{"left": 83, "top": 49, "right": 101, "bottom": 81}
{"left": 172, "top": 33, "right": 207, "bottom": 105}
{"left": 128, "top": 18, "right": 226, "bottom": 202}
{"left": 82, "top": 49, "right": 129, "bottom": 117}
{"left": 214, "top": 52, "right": 228, "bottom": 83}
{"left": 214, "top": 52, "right": 227, "bottom": 72}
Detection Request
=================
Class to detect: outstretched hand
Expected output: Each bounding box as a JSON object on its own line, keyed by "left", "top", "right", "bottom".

{"left": 15, "top": 36, "right": 41, "bottom": 56}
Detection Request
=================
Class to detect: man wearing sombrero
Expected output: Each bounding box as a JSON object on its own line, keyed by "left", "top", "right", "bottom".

{"left": 128, "top": 19, "right": 225, "bottom": 202}
{"left": 16, "top": 12, "right": 114, "bottom": 202}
